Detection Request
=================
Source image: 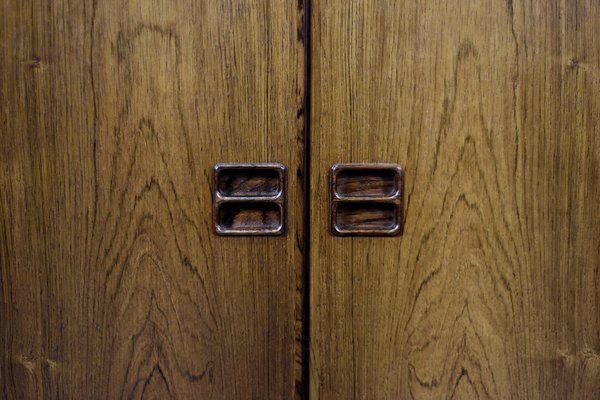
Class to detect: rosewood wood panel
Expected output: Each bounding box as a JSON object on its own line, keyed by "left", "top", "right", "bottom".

{"left": 310, "top": 0, "right": 600, "bottom": 398}
{"left": 0, "top": 1, "right": 306, "bottom": 398}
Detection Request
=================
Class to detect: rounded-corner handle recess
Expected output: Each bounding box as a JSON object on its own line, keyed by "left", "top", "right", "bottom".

{"left": 330, "top": 163, "right": 404, "bottom": 236}
{"left": 213, "top": 163, "right": 287, "bottom": 236}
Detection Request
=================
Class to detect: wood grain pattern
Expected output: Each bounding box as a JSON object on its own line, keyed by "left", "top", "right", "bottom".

{"left": 334, "top": 202, "right": 396, "bottom": 229}
{"left": 335, "top": 170, "right": 397, "bottom": 198}
{"left": 216, "top": 168, "right": 281, "bottom": 197}
{"left": 0, "top": 0, "right": 305, "bottom": 398}
{"left": 310, "top": 0, "right": 600, "bottom": 398}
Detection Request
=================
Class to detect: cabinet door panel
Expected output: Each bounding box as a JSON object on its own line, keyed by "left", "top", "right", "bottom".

{"left": 0, "top": 1, "right": 305, "bottom": 398}
{"left": 310, "top": 0, "right": 600, "bottom": 398}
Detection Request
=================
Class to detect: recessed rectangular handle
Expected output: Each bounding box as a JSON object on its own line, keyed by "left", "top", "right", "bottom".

{"left": 330, "top": 163, "right": 404, "bottom": 236}
{"left": 213, "top": 163, "right": 286, "bottom": 235}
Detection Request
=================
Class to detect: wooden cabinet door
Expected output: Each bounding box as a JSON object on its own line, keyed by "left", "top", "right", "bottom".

{"left": 0, "top": 1, "right": 305, "bottom": 398}
{"left": 310, "top": 0, "right": 600, "bottom": 399}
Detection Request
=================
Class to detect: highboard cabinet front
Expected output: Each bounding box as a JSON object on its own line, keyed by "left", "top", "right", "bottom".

{"left": 1, "top": 0, "right": 599, "bottom": 399}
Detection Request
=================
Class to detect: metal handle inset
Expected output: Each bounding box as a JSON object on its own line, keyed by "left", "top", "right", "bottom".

{"left": 330, "top": 163, "right": 404, "bottom": 236}
{"left": 213, "top": 163, "right": 286, "bottom": 236}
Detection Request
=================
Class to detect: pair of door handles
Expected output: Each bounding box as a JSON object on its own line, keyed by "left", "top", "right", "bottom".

{"left": 213, "top": 163, "right": 404, "bottom": 237}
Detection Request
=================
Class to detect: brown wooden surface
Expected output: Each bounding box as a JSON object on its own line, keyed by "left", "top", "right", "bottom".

{"left": 0, "top": 1, "right": 305, "bottom": 398}
{"left": 310, "top": 0, "right": 600, "bottom": 398}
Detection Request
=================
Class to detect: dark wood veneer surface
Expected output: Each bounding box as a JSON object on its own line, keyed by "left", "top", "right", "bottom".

{"left": 310, "top": 0, "right": 600, "bottom": 398}
{"left": 0, "top": 1, "right": 306, "bottom": 398}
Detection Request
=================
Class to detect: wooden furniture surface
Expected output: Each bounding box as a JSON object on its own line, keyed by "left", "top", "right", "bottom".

{"left": 0, "top": 1, "right": 305, "bottom": 398}
{"left": 310, "top": 0, "right": 600, "bottom": 398}
{"left": 2, "top": 0, "right": 600, "bottom": 399}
